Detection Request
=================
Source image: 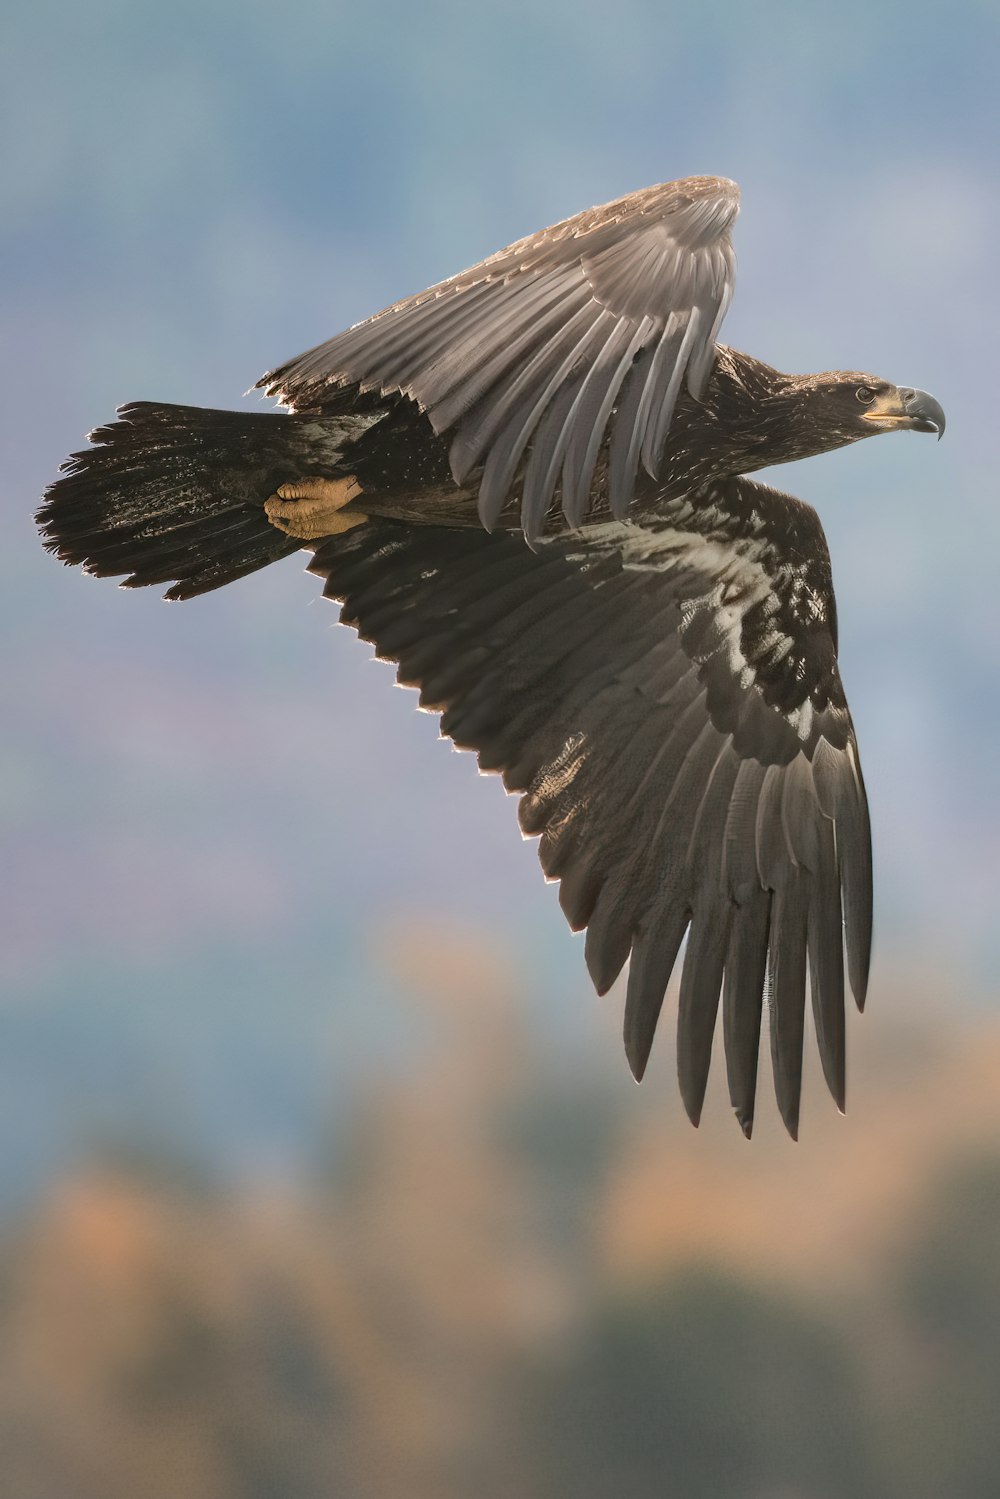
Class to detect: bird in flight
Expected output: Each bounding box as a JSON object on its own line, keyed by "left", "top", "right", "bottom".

{"left": 37, "top": 176, "right": 945, "bottom": 1138}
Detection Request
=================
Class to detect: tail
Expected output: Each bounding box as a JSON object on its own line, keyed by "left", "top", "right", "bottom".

{"left": 37, "top": 402, "right": 356, "bottom": 601}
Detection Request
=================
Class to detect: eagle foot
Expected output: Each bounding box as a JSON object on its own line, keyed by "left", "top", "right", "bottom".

{"left": 264, "top": 476, "right": 366, "bottom": 540}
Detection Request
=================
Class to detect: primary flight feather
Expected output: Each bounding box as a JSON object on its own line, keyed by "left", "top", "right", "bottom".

{"left": 37, "top": 176, "right": 945, "bottom": 1137}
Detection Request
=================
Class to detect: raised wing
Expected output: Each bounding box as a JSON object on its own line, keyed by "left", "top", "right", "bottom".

{"left": 309, "top": 475, "right": 871, "bottom": 1138}
{"left": 260, "top": 177, "right": 739, "bottom": 540}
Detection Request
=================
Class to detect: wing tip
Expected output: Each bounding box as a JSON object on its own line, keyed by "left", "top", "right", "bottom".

{"left": 773, "top": 1086, "right": 803, "bottom": 1141}
{"left": 623, "top": 1027, "right": 652, "bottom": 1083}
{"left": 682, "top": 1093, "right": 705, "bottom": 1130}
{"left": 819, "top": 1050, "right": 847, "bottom": 1115}
{"left": 849, "top": 957, "right": 871, "bottom": 1014}
{"left": 678, "top": 1054, "right": 709, "bottom": 1127}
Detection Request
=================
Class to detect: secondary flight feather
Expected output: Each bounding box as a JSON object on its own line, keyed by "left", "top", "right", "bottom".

{"left": 37, "top": 175, "right": 945, "bottom": 1137}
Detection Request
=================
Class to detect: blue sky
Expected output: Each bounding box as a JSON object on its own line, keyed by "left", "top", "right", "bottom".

{"left": 2, "top": 0, "right": 998, "bottom": 1196}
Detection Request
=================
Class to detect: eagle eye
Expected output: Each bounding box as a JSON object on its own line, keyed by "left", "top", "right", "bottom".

{"left": 855, "top": 386, "right": 877, "bottom": 405}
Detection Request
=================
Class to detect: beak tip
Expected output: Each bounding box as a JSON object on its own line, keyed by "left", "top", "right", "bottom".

{"left": 900, "top": 385, "right": 946, "bottom": 439}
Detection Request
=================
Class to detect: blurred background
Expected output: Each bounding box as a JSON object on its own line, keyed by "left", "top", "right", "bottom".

{"left": 3, "top": 1, "right": 999, "bottom": 1493}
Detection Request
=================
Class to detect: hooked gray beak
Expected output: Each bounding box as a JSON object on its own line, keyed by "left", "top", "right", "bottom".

{"left": 899, "top": 386, "right": 946, "bottom": 439}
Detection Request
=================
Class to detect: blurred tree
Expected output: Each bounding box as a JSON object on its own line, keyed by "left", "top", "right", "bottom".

{"left": 523, "top": 1268, "right": 877, "bottom": 1499}
{"left": 886, "top": 1154, "right": 1000, "bottom": 1499}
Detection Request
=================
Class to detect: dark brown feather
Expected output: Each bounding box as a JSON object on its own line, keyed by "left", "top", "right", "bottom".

{"left": 309, "top": 473, "right": 870, "bottom": 1136}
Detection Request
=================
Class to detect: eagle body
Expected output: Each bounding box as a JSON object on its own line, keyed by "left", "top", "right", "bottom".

{"left": 291, "top": 346, "right": 914, "bottom": 528}
{"left": 37, "top": 176, "right": 945, "bottom": 1137}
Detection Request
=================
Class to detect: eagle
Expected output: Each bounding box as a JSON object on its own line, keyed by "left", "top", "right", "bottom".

{"left": 37, "top": 176, "right": 945, "bottom": 1138}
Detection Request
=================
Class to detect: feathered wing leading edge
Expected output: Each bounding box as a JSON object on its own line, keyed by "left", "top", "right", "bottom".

{"left": 310, "top": 476, "right": 871, "bottom": 1138}
{"left": 260, "top": 177, "right": 738, "bottom": 539}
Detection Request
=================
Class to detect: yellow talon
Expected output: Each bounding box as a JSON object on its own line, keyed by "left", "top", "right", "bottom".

{"left": 264, "top": 475, "right": 366, "bottom": 540}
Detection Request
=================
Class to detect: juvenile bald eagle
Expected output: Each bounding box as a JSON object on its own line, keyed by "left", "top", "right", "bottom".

{"left": 37, "top": 176, "right": 945, "bottom": 1137}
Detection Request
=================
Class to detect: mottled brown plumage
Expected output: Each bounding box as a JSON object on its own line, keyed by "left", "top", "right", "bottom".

{"left": 36, "top": 176, "right": 945, "bottom": 1136}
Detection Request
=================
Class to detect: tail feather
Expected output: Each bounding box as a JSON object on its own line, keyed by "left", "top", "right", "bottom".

{"left": 37, "top": 401, "right": 352, "bottom": 600}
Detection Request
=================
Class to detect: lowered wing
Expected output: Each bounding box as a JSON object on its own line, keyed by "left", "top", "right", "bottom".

{"left": 310, "top": 474, "right": 871, "bottom": 1138}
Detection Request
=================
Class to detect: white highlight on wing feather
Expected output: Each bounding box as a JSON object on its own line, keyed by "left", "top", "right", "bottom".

{"left": 561, "top": 519, "right": 815, "bottom": 735}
